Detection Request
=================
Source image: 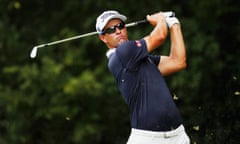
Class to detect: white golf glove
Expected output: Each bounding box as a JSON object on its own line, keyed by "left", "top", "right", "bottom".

{"left": 163, "top": 11, "right": 175, "bottom": 18}
{"left": 166, "top": 17, "right": 180, "bottom": 28}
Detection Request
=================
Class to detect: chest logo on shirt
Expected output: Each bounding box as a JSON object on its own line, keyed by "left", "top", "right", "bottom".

{"left": 135, "top": 40, "right": 142, "bottom": 47}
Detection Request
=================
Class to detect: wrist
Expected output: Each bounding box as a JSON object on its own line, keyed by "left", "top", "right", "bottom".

{"left": 166, "top": 17, "right": 180, "bottom": 28}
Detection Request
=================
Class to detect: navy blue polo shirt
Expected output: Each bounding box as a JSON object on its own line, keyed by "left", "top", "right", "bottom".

{"left": 107, "top": 39, "right": 182, "bottom": 131}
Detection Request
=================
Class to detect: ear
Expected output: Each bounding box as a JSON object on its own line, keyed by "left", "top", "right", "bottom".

{"left": 99, "top": 35, "right": 107, "bottom": 43}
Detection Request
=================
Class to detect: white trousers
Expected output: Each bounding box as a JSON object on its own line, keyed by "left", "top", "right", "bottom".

{"left": 127, "top": 125, "right": 190, "bottom": 144}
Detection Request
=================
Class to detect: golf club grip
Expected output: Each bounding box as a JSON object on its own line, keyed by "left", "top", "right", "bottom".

{"left": 126, "top": 11, "right": 175, "bottom": 28}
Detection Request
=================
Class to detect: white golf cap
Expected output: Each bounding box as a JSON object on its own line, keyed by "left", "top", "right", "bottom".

{"left": 96, "top": 10, "right": 127, "bottom": 34}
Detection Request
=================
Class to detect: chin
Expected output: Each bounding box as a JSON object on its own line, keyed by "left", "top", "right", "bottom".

{"left": 119, "top": 39, "right": 127, "bottom": 44}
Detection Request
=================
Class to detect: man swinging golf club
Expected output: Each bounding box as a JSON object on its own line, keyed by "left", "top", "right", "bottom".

{"left": 96, "top": 10, "right": 190, "bottom": 144}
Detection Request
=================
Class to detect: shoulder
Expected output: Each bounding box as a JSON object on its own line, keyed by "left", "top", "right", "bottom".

{"left": 116, "top": 39, "right": 148, "bottom": 64}
{"left": 118, "top": 39, "right": 146, "bottom": 49}
{"left": 117, "top": 39, "right": 146, "bottom": 55}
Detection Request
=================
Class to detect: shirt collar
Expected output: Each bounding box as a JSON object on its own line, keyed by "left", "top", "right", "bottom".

{"left": 106, "top": 48, "right": 116, "bottom": 59}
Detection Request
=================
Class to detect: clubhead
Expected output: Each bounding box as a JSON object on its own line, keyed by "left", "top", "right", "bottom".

{"left": 30, "top": 46, "right": 38, "bottom": 58}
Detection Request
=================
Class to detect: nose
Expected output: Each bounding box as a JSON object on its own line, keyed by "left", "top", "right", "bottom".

{"left": 115, "top": 27, "right": 121, "bottom": 34}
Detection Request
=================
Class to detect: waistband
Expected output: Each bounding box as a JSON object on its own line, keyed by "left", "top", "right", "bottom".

{"left": 131, "top": 124, "right": 185, "bottom": 138}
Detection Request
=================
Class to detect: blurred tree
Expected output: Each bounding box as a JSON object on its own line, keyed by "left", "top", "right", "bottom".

{"left": 0, "top": 0, "right": 239, "bottom": 143}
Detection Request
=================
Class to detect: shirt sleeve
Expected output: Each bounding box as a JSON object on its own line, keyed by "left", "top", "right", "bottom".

{"left": 116, "top": 39, "right": 148, "bottom": 68}
{"left": 148, "top": 55, "right": 161, "bottom": 66}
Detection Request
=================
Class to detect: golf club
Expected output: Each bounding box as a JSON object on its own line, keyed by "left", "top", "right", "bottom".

{"left": 30, "top": 11, "right": 175, "bottom": 58}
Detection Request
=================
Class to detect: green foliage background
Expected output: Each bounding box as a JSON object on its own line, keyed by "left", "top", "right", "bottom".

{"left": 0, "top": 0, "right": 239, "bottom": 143}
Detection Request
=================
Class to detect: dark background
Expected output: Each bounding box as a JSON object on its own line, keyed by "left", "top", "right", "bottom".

{"left": 0, "top": 0, "right": 239, "bottom": 143}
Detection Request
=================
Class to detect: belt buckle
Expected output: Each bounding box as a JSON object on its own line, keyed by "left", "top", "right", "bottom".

{"left": 164, "top": 133, "right": 170, "bottom": 138}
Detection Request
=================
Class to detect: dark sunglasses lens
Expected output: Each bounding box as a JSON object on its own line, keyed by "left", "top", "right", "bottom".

{"left": 105, "top": 27, "right": 116, "bottom": 34}
{"left": 104, "top": 22, "right": 125, "bottom": 34}
{"left": 118, "top": 22, "right": 125, "bottom": 29}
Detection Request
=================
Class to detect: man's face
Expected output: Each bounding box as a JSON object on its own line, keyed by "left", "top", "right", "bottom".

{"left": 99, "top": 19, "right": 128, "bottom": 48}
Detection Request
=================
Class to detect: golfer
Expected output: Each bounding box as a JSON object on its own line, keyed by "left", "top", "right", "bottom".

{"left": 96, "top": 10, "right": 190, "bottom": 144}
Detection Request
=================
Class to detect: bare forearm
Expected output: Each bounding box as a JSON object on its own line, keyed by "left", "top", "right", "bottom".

{"left": 148, "top": 21, "right": 168, "bottom": 50}
{"left": 144, "top": 12, "right": 168, "bottom": 52}
{"left": 158, "top": 23, "right": 187, "bottom": 76}
{"left": 170, "top": 24, "right": 186, "bottom": 66}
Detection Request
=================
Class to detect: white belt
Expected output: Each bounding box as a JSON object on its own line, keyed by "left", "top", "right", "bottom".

{"left": 131, "top": 125, "right": 184, "bottom": 138}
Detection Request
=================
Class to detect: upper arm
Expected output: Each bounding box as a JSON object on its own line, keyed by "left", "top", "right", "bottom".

{"left": 158, "top": 25, "right": 187, "bottom": 76}
{"left": 158, "top": 56, "right": 187, "bottom": 76}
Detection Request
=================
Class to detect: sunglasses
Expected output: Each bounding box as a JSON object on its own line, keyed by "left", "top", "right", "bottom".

{"left": 102, "top": 22, "right": 125, "bottom": 35}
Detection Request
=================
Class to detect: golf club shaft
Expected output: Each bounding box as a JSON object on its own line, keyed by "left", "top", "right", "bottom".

{"left": 30, "top": 11, "right": 175, "bottom": 58}
{"left": 30, "top": 19, "right": 149, "bottom": 58}
{"left": 29, "top": 20, "right": 149, "bottom": 58}
{"left": 33, "top": 20, "right": 148, "bottom": 49}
